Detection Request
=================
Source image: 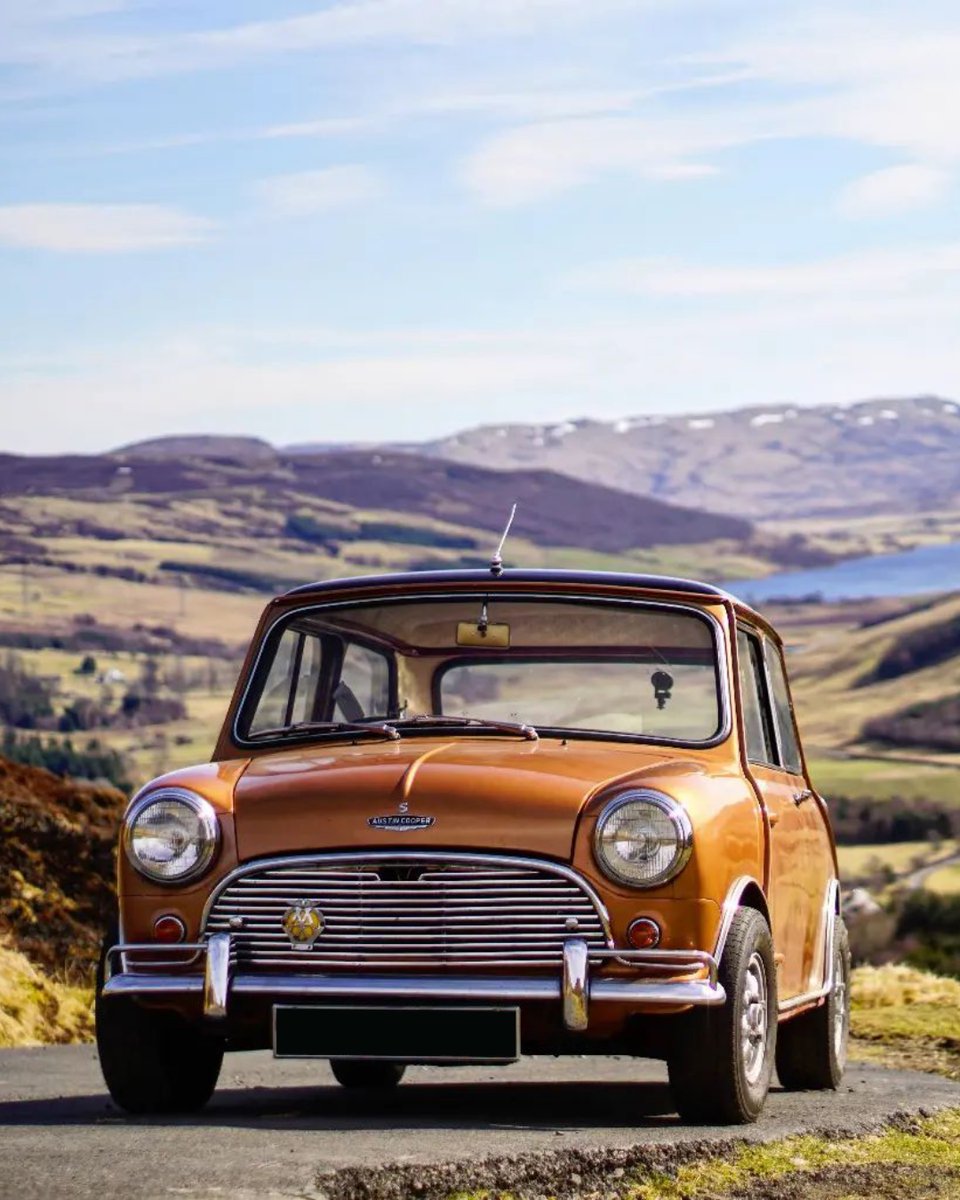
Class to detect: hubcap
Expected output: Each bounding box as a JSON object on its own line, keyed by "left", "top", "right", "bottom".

{"left": 741, "top": 951, "right": 769, "bottom": 1085}
{"left": 833, "top": 945, "right": 849, "bottom": 1063}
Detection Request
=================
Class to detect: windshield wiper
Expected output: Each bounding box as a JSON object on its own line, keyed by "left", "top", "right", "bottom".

{"left": 391, "top": 714, "right": 539, "bottom": 742}
{"left": 250, "top": 720, "right": 400, "bottom": 742}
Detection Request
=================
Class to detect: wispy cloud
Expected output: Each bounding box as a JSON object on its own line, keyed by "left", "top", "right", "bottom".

{"left": 837, "top": 165, "right": 950, "bottom": 219}
{"left": 3, "top": 0, "right": 643, "bottom": 82}
{"left": 568, "top": 244, "right": 960, "bottom": 299}
{"left": 0, "top": 203, "right": 213, "bottom": 251}
{"left": 255, "top": 165, "right": 384, "bottom": 216}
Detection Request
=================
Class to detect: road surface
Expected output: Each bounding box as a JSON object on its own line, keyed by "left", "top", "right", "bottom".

{"left": 1, "top": 1046, "right": 957, "bottom": 1199}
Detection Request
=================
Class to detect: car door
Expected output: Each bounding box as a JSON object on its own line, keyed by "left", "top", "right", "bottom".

{"left": 762, "top": 635, "right": 835, "bottom": 997}
{"left": 736, "top": 627, "right": 816, "bottom": 1002}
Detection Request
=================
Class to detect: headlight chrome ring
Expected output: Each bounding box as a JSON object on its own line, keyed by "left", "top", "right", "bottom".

{"left": 593, "top": 789, "right": 693, "bottom": 888}
{"left": 123, "top": 787, "right": 220, "bottom": 885}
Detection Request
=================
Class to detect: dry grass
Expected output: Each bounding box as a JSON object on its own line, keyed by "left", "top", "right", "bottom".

{"left": 852, "top": 963, "right": 960, "bottom": 1009}
{"left": 0, "top": 938, "right": 94, "bottom": 1048}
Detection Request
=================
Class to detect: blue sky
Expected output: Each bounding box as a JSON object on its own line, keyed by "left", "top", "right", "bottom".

{"left": 2, "top": 0, "right": 959, "bottom": 453}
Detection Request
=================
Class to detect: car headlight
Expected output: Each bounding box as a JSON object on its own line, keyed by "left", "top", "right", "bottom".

{"left": 123, "top": 788, "right": 220, "bottom": 884}
{"left": 593, "top": 790, "right": 693, "bottom": 888}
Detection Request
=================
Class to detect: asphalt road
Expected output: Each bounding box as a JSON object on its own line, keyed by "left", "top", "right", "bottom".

{"left": 1, "top": 1046, "right": 958, "bottom": 1200}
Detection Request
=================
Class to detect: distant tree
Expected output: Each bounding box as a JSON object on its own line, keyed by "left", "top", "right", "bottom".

{"left": 75, "top": 654, "right": 97, "bottom": 676}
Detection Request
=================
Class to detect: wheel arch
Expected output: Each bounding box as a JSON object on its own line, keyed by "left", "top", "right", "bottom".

{"left": 713, "top": 875, "right": 771, "bottom": 966}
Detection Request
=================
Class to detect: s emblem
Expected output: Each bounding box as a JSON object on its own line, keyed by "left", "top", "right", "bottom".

{"left": 282, "top": 901, "right": 324, "bottom": 950}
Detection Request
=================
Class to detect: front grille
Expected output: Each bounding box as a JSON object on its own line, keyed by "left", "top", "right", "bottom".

{"left": 204, "top": 854, "right": 609, "bottom": 969}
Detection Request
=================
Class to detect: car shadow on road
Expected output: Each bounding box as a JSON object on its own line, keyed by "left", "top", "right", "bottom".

{"left": 0, "top": 1079, "right": 695, "bottom": 1131}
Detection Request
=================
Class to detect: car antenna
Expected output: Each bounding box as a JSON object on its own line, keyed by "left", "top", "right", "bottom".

{"left": 490, "top": 502, "right": 517, "bottom": 577}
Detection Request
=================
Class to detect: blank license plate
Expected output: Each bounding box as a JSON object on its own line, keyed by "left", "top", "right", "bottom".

{"left": 273, "top": 1004, "right": 520, "bottom": 1063}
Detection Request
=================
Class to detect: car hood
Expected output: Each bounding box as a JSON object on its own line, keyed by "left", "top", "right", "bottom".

{"left": 232, "top": 735, "right": 705, "bottom": 862}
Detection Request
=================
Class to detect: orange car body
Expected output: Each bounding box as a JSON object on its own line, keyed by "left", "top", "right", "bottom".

{"left": 107, "top": 569, "right": 839, "bottom": 1059}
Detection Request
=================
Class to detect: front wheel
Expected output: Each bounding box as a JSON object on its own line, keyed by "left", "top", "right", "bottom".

{"left": 776, "top": 917, "right": 850, "bottom": 1090}
{"left": 95, "top": 933, "right": 224, "bottom": 1114}
{"left": 330, "top": 1060, "right": 406, "bottom": 1089}
{"left": 668, "top": 907, "right": 777, "bottom": 1124}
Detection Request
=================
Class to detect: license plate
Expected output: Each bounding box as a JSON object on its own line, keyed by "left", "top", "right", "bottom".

{"left": 273, "top": 1004, "right": 520, "bottom": 1063}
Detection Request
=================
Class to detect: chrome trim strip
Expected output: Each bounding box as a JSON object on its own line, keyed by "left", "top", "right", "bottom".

{"left": 777, "top": 877, "right": 840, "bottom": 1015}
{"left": 104, "top": 971, "right": 726, "bottom": 1007}
{"left": 106, "top": 941, "right": 716, "bottom": 974}
{"left": 200, "top": 850, "right": 616, "bottom": 946}
{"left": 231, "top": 591, "right": 732, "bottom": 752}
{"left": 204, "top": 933, "right": 231, "bottom": 1018}
{"left": 562, "top": 938, "right": 589, "bottom": 1031}
{"left": 712, "top": 875, "right": 762, "bottom": 964}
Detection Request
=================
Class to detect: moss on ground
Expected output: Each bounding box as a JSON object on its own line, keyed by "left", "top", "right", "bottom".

{"left": 628, "top": 1111, "right": 960, "bottom": 1200}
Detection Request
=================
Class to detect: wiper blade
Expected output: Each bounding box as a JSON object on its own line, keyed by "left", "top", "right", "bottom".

{"left": 392, "top": 714, "right": 538, "bottom": 742}
{"left": 250, "top": 720, "right": 400, "bottom": 742}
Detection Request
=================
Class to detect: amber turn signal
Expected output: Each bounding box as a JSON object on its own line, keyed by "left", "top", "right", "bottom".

{"left": 153, "top": 914, "right": 187, "bottom": 943}
{"left": 626, "top": 917, "right": 661, "bottom": 949}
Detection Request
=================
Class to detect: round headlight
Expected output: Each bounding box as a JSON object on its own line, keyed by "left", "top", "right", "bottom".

{"left": 124, "top": 788, "right": 220, "bottom": 884}
{"left": 593, "top": 790, "right": 693, "bottom": 888}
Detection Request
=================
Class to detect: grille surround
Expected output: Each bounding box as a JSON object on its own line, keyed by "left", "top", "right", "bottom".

{"left": 202, "top": 851, "right": 612, "bottom": 971}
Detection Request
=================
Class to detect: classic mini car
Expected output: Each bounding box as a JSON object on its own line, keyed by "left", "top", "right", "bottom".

{"left": 96, "top": 568, "right": 849, "bottom": 1124}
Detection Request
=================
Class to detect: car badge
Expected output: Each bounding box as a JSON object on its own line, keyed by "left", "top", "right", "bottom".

{"left": 368, "top": 800, "right": 435, "bottom": 831}
{"left": 282, "top": 901, "right": 324, "bottom": 950}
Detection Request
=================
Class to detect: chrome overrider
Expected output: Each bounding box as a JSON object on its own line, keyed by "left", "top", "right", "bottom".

{"left": 102, "top": 851, "right": 728, "bottom": 1031}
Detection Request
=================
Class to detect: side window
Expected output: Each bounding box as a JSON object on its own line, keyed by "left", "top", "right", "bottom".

{"left": 737, "top": 630, "right": 776, "bottom": 765}
{"left": 765, "top": 641, "right": 804, "bottom": 775}
{"left": 334, "top": 642, "right": 391, "bottom": 721}
{"left": 248, "top": 629, "right": 324, "bottom": 733}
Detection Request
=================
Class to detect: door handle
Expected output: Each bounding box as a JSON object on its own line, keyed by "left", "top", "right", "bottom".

{"left": 793, "top": 789, "right": 814, "bottom": 806}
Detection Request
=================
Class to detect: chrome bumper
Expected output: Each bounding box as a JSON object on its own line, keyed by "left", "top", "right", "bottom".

{"left": 104, "top": 937, "right": 725, "bottom": 1030}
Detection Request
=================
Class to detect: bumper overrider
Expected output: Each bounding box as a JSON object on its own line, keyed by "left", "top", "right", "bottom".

{"left": 103, "top": 936, "right": 723, "bottom": 1030}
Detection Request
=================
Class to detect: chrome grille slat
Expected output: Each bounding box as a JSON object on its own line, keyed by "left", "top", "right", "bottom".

{"left": 205, "top": 855, "right": 608, "bottom": 970}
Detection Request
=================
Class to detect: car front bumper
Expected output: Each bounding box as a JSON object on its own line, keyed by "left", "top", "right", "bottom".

{"left": 103, "top": 935, "right": 726, "bottom": 1031}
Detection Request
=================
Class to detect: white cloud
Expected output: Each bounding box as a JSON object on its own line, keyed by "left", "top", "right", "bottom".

{"left": 0, "top": 203, "right": 213, "bottom": 251}
{"left": 568, "top": 244, "right": 960, "bottom": 299}
{"left": 3, "top": 0, "right": 643, "bottom": 81}
{"left": 837, "top": 164, "right": 950, "bottom": 219}
{"left": 255, "top": 165, "right": 384, "bottom": 216}
{"left": 462, "top": 111, "right": 747, "bottom": 205}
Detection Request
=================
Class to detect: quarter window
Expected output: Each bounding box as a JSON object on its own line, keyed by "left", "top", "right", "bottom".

{"left": 765, "top": 642, "right": 804, "bottom": 775}
{"left": 737, "top": 630, "right": 776, "bottom": 765}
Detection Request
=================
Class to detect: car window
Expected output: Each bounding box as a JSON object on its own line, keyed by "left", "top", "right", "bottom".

{"left": 248, "top": 629, "right": 324, "bottom": 733}
{"left": 334, "top": 642, "right": 391, "bottom": 721}
{"left": 737, "top": 630, "right": 776, "bottom": 765}
{"left": 765, "top": 640, "right": 804, "bottom": 775}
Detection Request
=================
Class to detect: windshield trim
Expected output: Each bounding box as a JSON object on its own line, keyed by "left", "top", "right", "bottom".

{"left": 231, "top": 591, "right": 731, "bottom": 751}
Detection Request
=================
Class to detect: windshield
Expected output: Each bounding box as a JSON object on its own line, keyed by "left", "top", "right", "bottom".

{"left": 237, "top": 594, "right": 723, "bottom": 745}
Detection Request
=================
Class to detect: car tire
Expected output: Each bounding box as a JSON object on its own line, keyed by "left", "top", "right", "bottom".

{"left": 667, "top": 907, "right": 777, "bottom": 1125}
{"left": 329, "top": 1060, "right": 406, "bottom": 1089}
{"left": 776, "top": 917, "right": 850, "bottom": 1091}
{"left": 95, "top": 930, "right": 224, "bottom": 1115}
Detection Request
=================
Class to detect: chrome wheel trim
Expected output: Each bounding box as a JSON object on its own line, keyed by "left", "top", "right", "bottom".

{"left": 741, "top": 950, "right": 769, "bottom": 1085}
{"left": 833, "top": 945, "right": 849, "bottom": 1065}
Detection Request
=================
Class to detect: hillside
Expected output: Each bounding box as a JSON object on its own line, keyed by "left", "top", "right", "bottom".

{"left": 412, "top": 396, "right": 960, "bottom": 520}
{"left": 0, "top": 755, "right": 125, "bottom": 973}
{"left": 0, "top": 447, "right": 750, "bottom": 553}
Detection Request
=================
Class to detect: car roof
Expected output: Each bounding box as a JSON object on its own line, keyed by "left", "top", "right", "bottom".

{"left": 283, "top": 567, "right": 754, "bottom": 610}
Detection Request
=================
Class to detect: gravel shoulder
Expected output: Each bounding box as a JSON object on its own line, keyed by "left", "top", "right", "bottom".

{"left": 1, "top": 1046, "right": 959, "bottom": 1200}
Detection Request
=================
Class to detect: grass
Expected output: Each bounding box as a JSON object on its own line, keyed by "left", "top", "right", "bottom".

{"left": 806, "top": 755, "right": 960, "bottom": 805}
{"left": 627, "top": 1111, "right": 960, "bottom": 1200}
{"left": 0, "top": 939, "right": 94, "bottom": 1048}
{"left": 836, "top": 839, "right": 959, "bottom": 882}
{"left": 926, "top": 864, "right": 960, "bottom": 895}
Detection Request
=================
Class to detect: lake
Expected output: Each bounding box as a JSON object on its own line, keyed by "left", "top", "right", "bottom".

{"left": 724, "top": 540, "right": 960, "bottom": 603}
